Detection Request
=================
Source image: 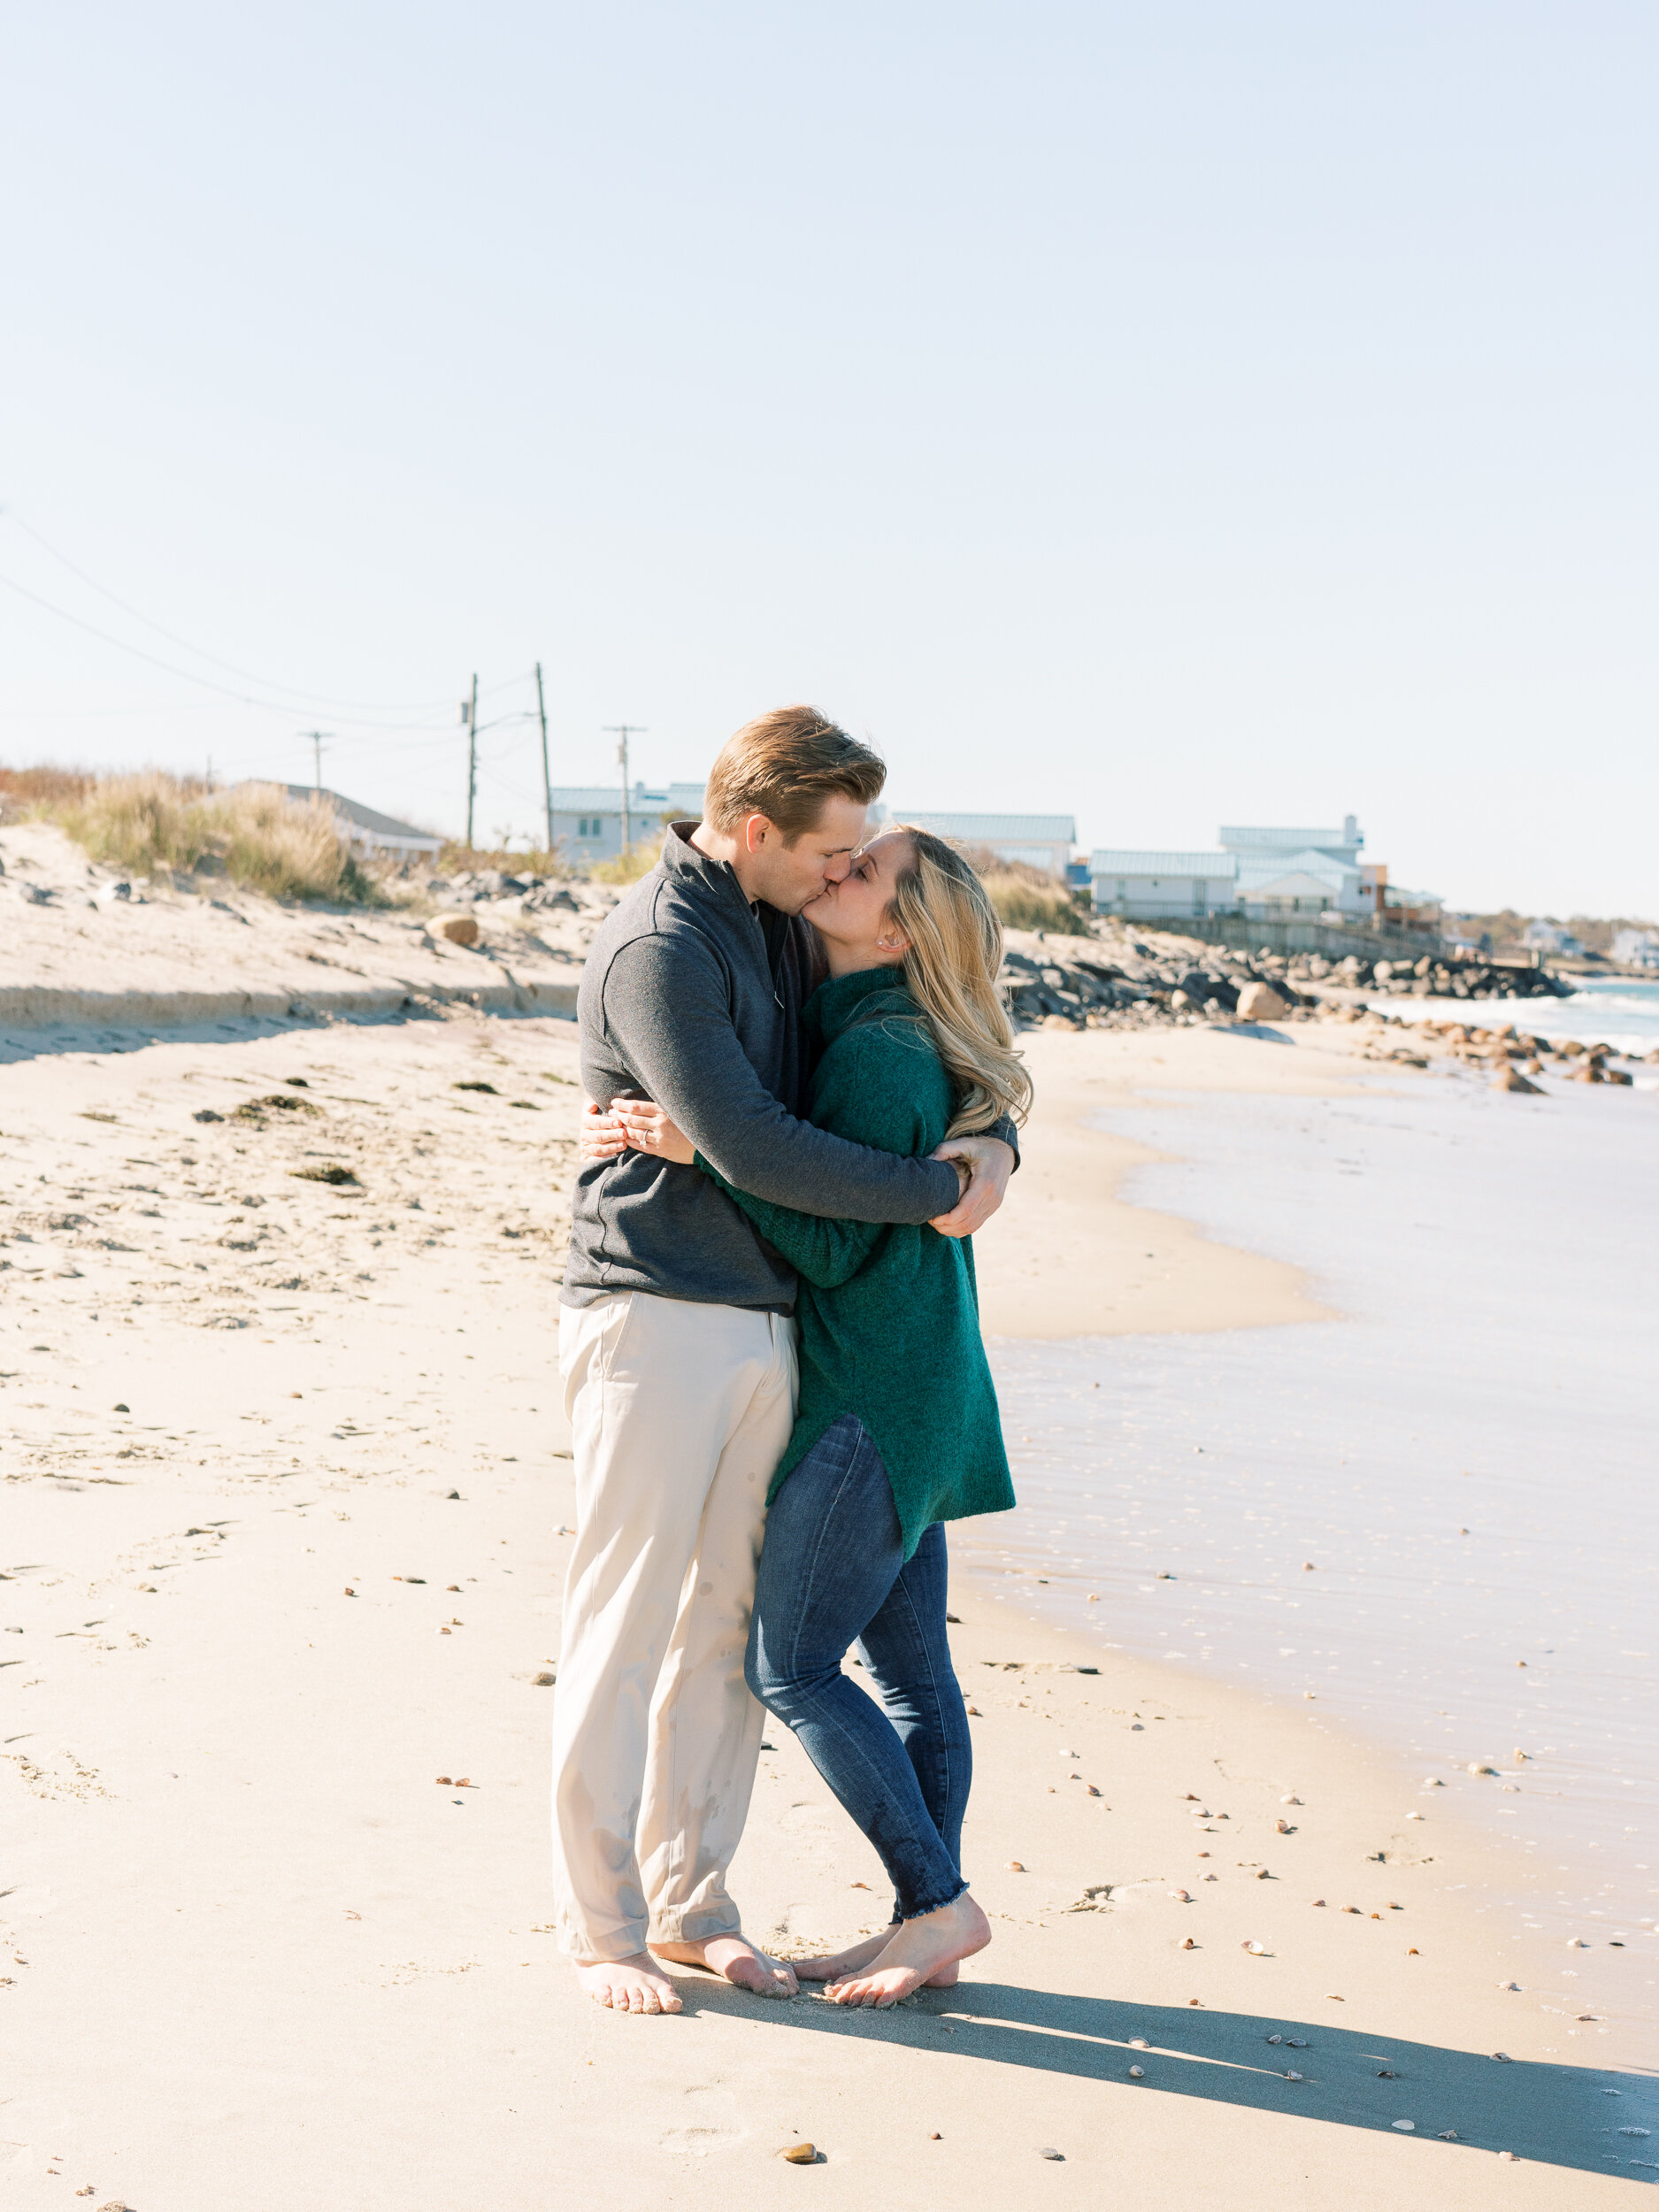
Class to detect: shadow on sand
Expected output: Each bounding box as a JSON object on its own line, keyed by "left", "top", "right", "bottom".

{"left": 671, "top": 1976, "right": 1658, "bottom": 2180}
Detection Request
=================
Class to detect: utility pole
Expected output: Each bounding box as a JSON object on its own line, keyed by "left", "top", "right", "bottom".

{"left": 303, "top": 731, "right": 334, "bottom": 796}
{"left": 603, "top": 725, "right": 647, "bottom": 855}
{"left": 534, "top": 663, "right": 553, "bottom": 855}
{"left": 461, "top": 675, "right": 479, "bottom": 849}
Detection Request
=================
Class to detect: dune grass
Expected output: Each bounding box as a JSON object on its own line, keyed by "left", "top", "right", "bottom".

{"left": 980, "top": 872, "right": 1090, "bottom": 932}
{"left": 589, "top": 832, "right": 664, "bottom": 886}
{"left": 43, "top": 773, "right": 385, "bottom": 902}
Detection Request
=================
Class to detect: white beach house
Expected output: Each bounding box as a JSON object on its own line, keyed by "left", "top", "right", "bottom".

{"left": 882, "top": 810, "right": 1077, "bottom": 878}
{"left": 547, "top": 780, "right": 707, "bottom": 864}
{"left": 1089, "top": 817, "right": 1375, "bottom": 922}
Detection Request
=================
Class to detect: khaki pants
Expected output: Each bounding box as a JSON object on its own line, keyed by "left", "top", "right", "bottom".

{"left": 552, "top": 1292, "right": 797, "bottom": 1962}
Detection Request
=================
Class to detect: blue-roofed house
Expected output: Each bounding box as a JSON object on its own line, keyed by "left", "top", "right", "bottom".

{"left": 548, "top": 780, "right": 706, "bottom": 864}
{"left": 881, "top": 810, "right": 1077, "bottom": 877}
{"left": 1088, "top": 849, "right": 1241, "bottom": 920}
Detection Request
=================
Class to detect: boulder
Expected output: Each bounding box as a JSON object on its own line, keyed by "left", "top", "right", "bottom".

{"left": 430, "top": 913, "right": 480, "bottom": 948}
{"left": 1235, "top": 980, "right": 1288, "bottom": 1022}
{"left": 1492, "top": 1068, "right": 1542, "bottom": 1094}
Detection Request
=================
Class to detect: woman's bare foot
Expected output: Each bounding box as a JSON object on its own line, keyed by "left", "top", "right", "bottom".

{"left": 650, "top": 1932, "right": 798, "bottom": 1998}
{"left": 795, "top": 1929, "right": 961, "bottom": 1989}
{"left": 823, "top": 1893, "right": 990, "bottom": 2009}
{"left": 572, "top": 1952, "right": 683, "bottom": 2015}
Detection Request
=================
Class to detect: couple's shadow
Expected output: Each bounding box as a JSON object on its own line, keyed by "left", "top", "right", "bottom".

{"left": 671, "top": 1973, "right": 1655, "bottom": 2179}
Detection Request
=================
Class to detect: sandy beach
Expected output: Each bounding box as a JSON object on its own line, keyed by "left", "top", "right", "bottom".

{"left": 3, "top": 979, "right": 1655, "bottom": 2206}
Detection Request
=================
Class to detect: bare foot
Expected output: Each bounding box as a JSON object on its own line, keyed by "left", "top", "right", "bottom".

{"left": 824, "top": 1893, "right": 990, "bottom": 2009}
{"left": 573, "top": 1951, "right": 683, "bottom": 2015}
{"left": 795, "top": 1929, "right": 960, "bottom": 1989}
{"left": 650, "top": 1932, "right": 798, "bottom": 1999}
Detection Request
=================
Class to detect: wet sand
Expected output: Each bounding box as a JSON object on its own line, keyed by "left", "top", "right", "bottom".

{"left": 2, "top": 1011, "right": 1653, "bottom": 2205}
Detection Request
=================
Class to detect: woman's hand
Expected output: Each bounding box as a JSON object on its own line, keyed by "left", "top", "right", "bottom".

{"left": 578, "top": 1098, "right": 629, "bottom": 1165}
{"left": 609, "top": 1095, "right": 696, "bottom": 1165}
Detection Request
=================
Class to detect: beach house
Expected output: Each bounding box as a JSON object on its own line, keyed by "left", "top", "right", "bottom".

{"left": 1611, "top": 927, "right": 1659, "bottom": 969}
{"left": 1522, "top": 920, "right": 1584, "bottom": 956}
{"left": 1087, "top": 850, "right": 1242, "bottom": 921}
{"left": 252, "top": 784, "right": 443, "bottom": 858}
{"left": 1088, "top": 817, "right": 1375, "bottom": 922}
{"left": 880, "top": 810, "right": 1077, "bottom": 879}
{"left": 547, "top": 780, "right": 707, "bottom": 864}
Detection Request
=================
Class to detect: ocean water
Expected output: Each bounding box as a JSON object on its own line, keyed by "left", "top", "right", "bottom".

{"left": 1360, "top": 977, "right": 1659, "bottom": 1057}
{"left": 962, "top": 1071, "right": 1659, "bottom": 1953}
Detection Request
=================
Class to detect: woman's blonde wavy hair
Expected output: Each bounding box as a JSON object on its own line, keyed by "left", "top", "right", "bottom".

{"left": 882, "top": 826, "right": 1033, "bottom": 1137}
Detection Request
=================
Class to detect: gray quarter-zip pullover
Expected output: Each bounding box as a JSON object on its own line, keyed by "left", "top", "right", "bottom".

{"left": 562, "top": 824, "right": 964, "bottom": 1312}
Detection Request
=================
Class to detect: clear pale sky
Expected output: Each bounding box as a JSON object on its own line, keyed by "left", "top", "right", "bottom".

{"left": 4, "top": 3, "right": 1655, "bottom": 915}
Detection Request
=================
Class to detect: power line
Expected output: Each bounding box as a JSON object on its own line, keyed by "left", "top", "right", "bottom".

{"left": 0, "top": 568, "right": 457, "bottom": 734}
{"left": 1, "top": 511, "right": 457, "bottom": 716}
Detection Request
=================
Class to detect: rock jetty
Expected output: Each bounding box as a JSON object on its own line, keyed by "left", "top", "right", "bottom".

{"left": 997, "top": 923, "right": 1571, "bottom": 1031}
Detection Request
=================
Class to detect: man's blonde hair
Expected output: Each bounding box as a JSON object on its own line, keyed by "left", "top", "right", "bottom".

{"left": 703, "top": 706, "right": 886, "bottom": 841}
{"left": 884, "top": 827, "right": 1033, "bottom": 1137}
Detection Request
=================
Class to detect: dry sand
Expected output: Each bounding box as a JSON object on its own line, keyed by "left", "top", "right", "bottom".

{"left": 0, "top": 818, "right": 595, "bottom": 1027}
{"left": 2, "top": 1003, "right": 1652, "bottom": 2208}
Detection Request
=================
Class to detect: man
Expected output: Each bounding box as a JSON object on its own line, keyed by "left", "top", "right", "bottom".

{"left": 553, "top": 705, "right": 1016, "bottom": 2016}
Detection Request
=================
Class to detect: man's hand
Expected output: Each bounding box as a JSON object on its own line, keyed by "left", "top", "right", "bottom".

{"left": 927, "top": 1134, "right": 1015, "bottom": 1238}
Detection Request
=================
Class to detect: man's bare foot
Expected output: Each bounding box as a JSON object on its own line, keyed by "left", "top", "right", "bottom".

{"left": 573, "top": 1952, "right": 683, "bottom": 2015}
{"left": 795, "top": 1929, "right": 961, "bottom": 1989}
{"left": 650, "top": 1932, "right": 798, "bottom": 1999}
{"left": 824, "top": 1893, "right": 990, "bottom": 2009}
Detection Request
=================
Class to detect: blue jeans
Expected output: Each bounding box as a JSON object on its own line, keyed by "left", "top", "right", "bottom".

{"left": 745, "top": 1415, "right": 971, "bottom": 1923}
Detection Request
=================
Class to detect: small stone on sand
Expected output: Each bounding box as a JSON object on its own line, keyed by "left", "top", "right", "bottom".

{"left": 1286, "top": 2070, "right": 1303, "bottom": 2082}
{"left": 1179, "top": 1936, "right": 1195, "bottom": 1949}
{"left": 1007, "top": 1861, "right": 1025, "bottom": 1871}
{"left": 1127, "top": 2064, "right": 1144, "bottom": 2078}
{"left": 1392, "top": 2119, "right": 1414, "bottom": 2131}
{"left": 1038, "top": 2147, "right": 1064, "bottom": 2159}
{"left": 436, "top": 1775, "right": 451, "bottom": 1785}
{"left": 780, "top": 2142, "right": 817, "bottom": 2163}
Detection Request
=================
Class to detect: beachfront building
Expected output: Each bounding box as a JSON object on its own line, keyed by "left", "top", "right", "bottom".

{"left": 1219, "top": 819, "right": 1372, "bottom": 919}
{"left": 1611, "top": 927, "right": 1659, "bottom": 969}
{"left": 1088, "top": 850, "right": 1241, "bottom": 921}
{"left": 1087, "top": 816, "right": 1375, "bottom": 922}
{"left": 882, "top": 810, "right": 1077, "bottom": 878}
{"left": 1523, "top": 920, "right": 1585, "bottom": 956}
{"left": 548, "top": 780, "right": 707, "bottom": 864}
{"left": 251, "top": 784, "right": 443, "bottom": 857}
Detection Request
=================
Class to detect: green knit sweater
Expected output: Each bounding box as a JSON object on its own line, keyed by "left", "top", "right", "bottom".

{"left": 697, "top": 964, "right": 1015, "bottom": 1560}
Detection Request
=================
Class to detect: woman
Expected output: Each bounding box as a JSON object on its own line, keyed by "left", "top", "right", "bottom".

{"left": 604, "top": 827, "right": 1030, "bottom": 2007}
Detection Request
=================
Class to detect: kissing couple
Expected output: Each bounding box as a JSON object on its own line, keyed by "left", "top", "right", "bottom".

{"left": 553, "top": 705, "right": 1030, "bottom": 2014}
